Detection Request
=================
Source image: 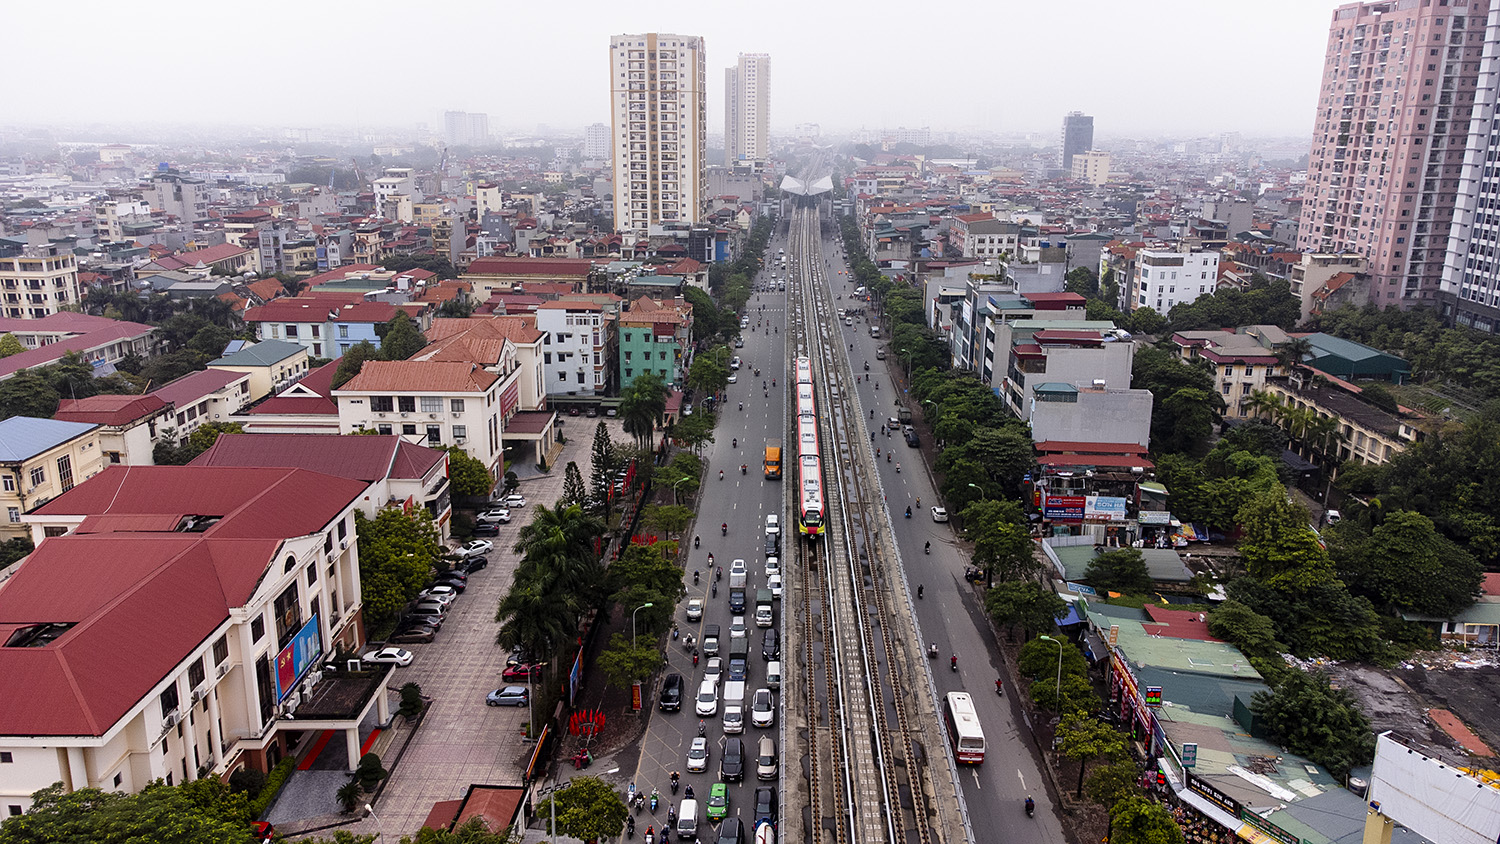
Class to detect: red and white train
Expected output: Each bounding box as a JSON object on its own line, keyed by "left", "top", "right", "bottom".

{"left": 794, "top": 356, "right": 824, "bottom": 536}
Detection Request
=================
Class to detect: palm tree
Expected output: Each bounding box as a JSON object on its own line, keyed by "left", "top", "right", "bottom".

{"left": 1303, "top": 415, "right": 1345, "bottom": 465}
{"left": 494, "top": 581, "right": 576, "bottom": 653}
{"left": 1274, "top": 337, "right": 1314, "bottom": 374}
{"left": 513, "top": 502, "right": 607, "bottom": 608}
{"left": 1242, "top": 390, "right": 1284, "bottom": 421}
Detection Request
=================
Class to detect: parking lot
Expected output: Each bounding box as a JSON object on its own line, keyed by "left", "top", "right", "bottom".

{"left": 338, "top": 421, "right": 622, "bottom": 836}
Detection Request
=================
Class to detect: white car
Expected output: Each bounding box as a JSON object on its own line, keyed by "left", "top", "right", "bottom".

{"left": 703, "top": 657, "right": 723, "bottom": 686}
{"left": 751, "top": 688, "right": 775, "bottom": 728}
{"left": 931, "top": 506, "right": 949, "bottom": 523}
{"left": 695, "top": 679, "right": 719, "bottom": 716}
{"left": 730, "top": 559, "right": 747, "bottom": 578}
{"left": 764, "top": 557, "right": 780, "bottom": 578}
{"left": 729, "top": 616, "right": 748, "bottom": 639}
{"left": 728, "top": 374, "right": 738, "bottom": 384}
{"left": 767, "top": 573, "right": 783, "bottom": 600}
{"left": 764, "top": 514, "right": 780, "bottom": 536}
{"left": 731, "top": 357, "right": 742, "bottom": 370}
{"left": 686, "top": 598, "right": 704, "bottom": 621}
{"left": 687, "top": 736, "right": 710, "bottom": 772}
{"left": 419, "top": 585, "right": 458, "bottom": 604}
{"left": 476, "top": 508, "right": 511, "bottom": 524}
{"left": 362, "top": 647, "right": 414, "bottom": 667}
{"left": 740, "top": 318, "right": 750, "bottom": 328}
{"left": 500, "top": 494, "right": 526, "bottom": 509}
{"left": 456, "top": 540, "right": 493, "bottom": 558}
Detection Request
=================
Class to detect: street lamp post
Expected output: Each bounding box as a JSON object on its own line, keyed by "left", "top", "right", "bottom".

{"left": 672, "top": 477, "right": 690, "bottom": 506}
{"left": 632, "top": 602, "right": 655, "bottom": 649}
{"left": 900, "top": 348, "right": 915, "bottom": 381}
{"left": 1038, "top": 635, "right": 1064, "bottom": 710}
{"left": 364, "top": 804, "right": 382, "bottom": 841}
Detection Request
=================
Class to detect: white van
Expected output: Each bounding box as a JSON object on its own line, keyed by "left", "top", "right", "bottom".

{"left": 676, "top": 798, "right": 699, "bottom": 840}
{"left": 765, "top": 660, "right": 781, "bottom": 690}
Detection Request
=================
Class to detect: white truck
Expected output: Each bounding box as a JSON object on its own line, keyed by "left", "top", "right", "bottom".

{"left": 722, "top": 680, "right": 747, "bottom": 734}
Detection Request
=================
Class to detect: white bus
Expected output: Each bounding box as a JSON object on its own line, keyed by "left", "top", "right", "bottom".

{"left": 944, "top": 692, "right": 986, "bottom": 764}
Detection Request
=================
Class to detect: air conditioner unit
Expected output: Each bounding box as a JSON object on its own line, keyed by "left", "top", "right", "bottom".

{"left": 455, "top": 437, "right": 466, "bottom": 444}
{"left": 376, "top": 412, "right": 387, "bottom": 418}
{"left": 451, "top": 412, "right": 462, "bottom": 418}
{"left": 428, "top": 413, "right": 438, "bottom": 419}
{"left": 216, "top": 663, "right": 228, "bottom": 678}
{"left": 400, "top": 412, "right": 410, "bottom": 417}
{"left": 339, "top": 537, "right": 349, "bottom": 550}
{"left": 191, "top": 689, "right": 205, "bottom": 704}
{"left": 163, "top": 712, "right": 179, "bottom": 729}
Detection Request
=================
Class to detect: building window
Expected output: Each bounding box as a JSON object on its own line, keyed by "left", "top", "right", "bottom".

{"left": 0, "top": 752, "right": 12, "bottom": 763}
{"left": 6, "top": 508, "right": 17, "bottom": 524}
{"left": 159, "top": 685, "right": 179, "bottom": 715}
{"left": 397, "top": 397, "right": 416, "bottom": 413}
{"left": 187, "top": 658, "right": 205, "bottom": 689}
{"left": 212, "top": 635, "right": 229, "bottom": 665}
{"left": 307, "top": 564, "right": 318, "bottom": 585}
{"left": 402, "top": 424, "right": 417, "bottom": 435}
{"left": 7, "top": 806, "right": 19, "bottom": 817}
{"left": 28, "top": 467, "right": 43, "bottom": 488}
{"left": 338, "top": 325, "right": 348, "bottom": 338}
{"left": 251, "top": 616, "right": 265, "bottom": 642}
{"left": 0, "top": 476, "right": 11, "bottom": 492}
{"left": 370, "top": 396, "right": 394, "bottom": 413}
{"left": 426, "top": 425, "right": 441, "bottom": 444}
{"left": 449, "top": 399, "right": 464, "bottom": 413}
{"left": 285, "top": 325, "right": 299, "bottom": 338}
{"left": 420, "top": 397, "right": 442, "bottom": 413}
{"left": 377, "top": 424, "right": 392, "bottom": 435}
{"left": 56, "top": 456, "right": 72, "bottom": 491}
{"left": 453, "top": 425, "right": 467, "bottom": 439}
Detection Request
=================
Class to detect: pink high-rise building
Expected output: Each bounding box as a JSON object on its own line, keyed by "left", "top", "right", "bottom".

{"left": 1297, "top": 0, "right": 1490, "bottom": 308}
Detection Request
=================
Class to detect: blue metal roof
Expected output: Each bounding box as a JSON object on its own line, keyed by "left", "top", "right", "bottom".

{"left": 0, "top": 417, "right": 98, "bottom": 462}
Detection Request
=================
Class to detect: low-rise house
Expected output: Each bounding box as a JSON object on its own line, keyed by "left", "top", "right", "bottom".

{"left": 0, "top": 313, "right": 158, "bottom": 383}
{"left": 535, "top": 300, "right": 608, "bottom": 398}
{"left": 0, "top": 465, "right": 372, "bottom": 811}
{"left": 618, "top": 296, "right": 692, "bottom": 388}
{"left": 0, "top": 417, "right": 105, "bottom": 537}
{"left": 53, "top": 395, "right": 173, "bottom": 466}
{"left": 1172, "top": 325, "right": 1289, "bottom": 418}
{"left": 334, "top": 361, "right": 508, "bottom": 476}
{"left": 244, "top": 298, "right": 400, "bottom": 359}
{"left": 235, "top": 358, "right": 341, "bottom": 435}
{"left": 150, "top": 369, "right": 253, "bottom": 441}
{"left": 134, "top": 243, "right": 256, "bottom": 278}
{"left": 207, "top": 340, "right": 311, "bottom": 403}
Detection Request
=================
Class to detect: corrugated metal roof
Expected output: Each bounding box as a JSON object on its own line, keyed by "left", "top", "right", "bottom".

{"left": 0, "top": 417, "right": 98, "bottom": 462}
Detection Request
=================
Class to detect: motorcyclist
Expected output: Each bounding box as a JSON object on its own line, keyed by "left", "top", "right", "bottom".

{"left": 721, "top": 523, "right": 727, "bottom": 536}
{"left": 741, "top": 464, "right": 748, "bottom": 474}
{"left": 951, "top": 654, "right": 958, "bottom": 670}
{"left": 904, "top": 506, "right": 912, "bottom": 518}
{"left": 917, "top": 584, "right": 924, "bottom": 597}
{"left": 929, "top": 642, "right": 938, "bottom": 658}
{"left": 707, "top": 553, "right": 714, "bottom": 566}
{"left": 719, "top": 470, "right": 724, "bottom": 481}
{"left": 693, "top": 535, "right": 700, "bottom": 549}
{"left": 924, "top": 541, "right": 930, "bottom": 554}
{"left": 732, "top": 437, "right": 737, "bottom": 448}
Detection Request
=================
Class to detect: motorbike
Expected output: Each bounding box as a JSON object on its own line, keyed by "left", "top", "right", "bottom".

{"left": 694, "top": 570, "right": 700, "bottom": 584}
{"left": 650, "top": 789, "right": 659, "bottom": 813}
{"left": 951, "top": 655, "right": 958, "bottom": 672}
{"left": 670, "top": 773, "right": 680, "bottom": 794}
{"left": 732, "top": 438, "right": 738, "bottom": 448}
{"left": 918, "top": 585, "right": 924, "bottom": 598}
{"left": 693, "top": 535, "right": 700, "bottom": 549}
{"left": 996, "top": 679, "right": 1004, "bottom": 696}
{"left": 924, "top": 542, "right": 930, "bottom": 555}
{"left": 741, "top": 464, "right": 748, "bottom": 475}
{"left": 635, "top": 794, "right": 644, "bottom": 814}
{"left": 928, "top": 643, "right": 938, "bottom": 659}
{"left": 864, "top": 362, "right": 869, "bottom": 371}
{"left": 721, "top": 524, "right": 727, "bottom": 537}
{"left": 1025, "top": 798, "right": 1035, "bottom": 818}
{"left": 904, "top": 507, "right": 912, "bottom": 519}
{"left": 627, "top": 816, "right": 636, "bottom": 838}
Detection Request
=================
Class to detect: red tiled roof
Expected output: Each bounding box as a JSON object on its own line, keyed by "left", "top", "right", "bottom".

{"left": 149, "top": 369, "right": 247, "bottom": 407}
{"left": 0, "top": 322, "right": 156, "bottom": 380}
{"left": 151, "top": 243, "right": 251, "bottom": 271}
{"left": 337, "top": 360, "right": 498, "bottom": 394}
{"left": 1142, "top": 605, "right": 1224, "bottom": 642}
{"left": 193, "top": 433, "right": 444, "bottom": 482}
{"left": 247, "top": 277, "right": 287, "bottom": 303}
{"left": 245, "top": 298, "right": 399, "bottom": 324}
{"left": 1038, "top": 454, "right": 1154, "bottom": 469}
{"left": 1035, "top": 441, "right": 1150, "bottom": 454}
{"left": 301, "top": 264, "right": 385, "bottom": 287}
{"left": 54, "top": 394, "right": 169, "bottom": 427}
{"left": 0, "top": 467, "right": 367, "bottom": 736}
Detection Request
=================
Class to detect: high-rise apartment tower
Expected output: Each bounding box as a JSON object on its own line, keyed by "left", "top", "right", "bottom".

{"left": 1298, "top": 0, "right": 1490, "bottom": 307}
{"left": 609, "top": 33, "right": 708, "bottom": 236}
{"left": 725, "top": 53, "right": 770, "bottom": 168}
{"left": 1059, "top": 112, "right": 1094, "bottom": 173}
{"left": 1442, "top": 5, "right": 1500, "bottom": 330}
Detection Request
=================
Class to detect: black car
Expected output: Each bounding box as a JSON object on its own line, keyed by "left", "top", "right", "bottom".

{"left": 458, "top": 556, "right": 488, "bottom": 574}
{"left": 763, "top": 534, "right": 779, "bottom": 556}
{"left": 754, "top": 787, "right": 777, "bottom": 827}
{"left": 472, "top": 523, "right": 500, "bottom": 537}
{"left": 720, "top": 737, "right": 744, "bottom": 781}
{"left": 433, "top": 576, "right": 467, "bottom": 593}
{"left": 659, "top": 673, "right": 684, "bottom": 711}
{"left": 716, "top": 817, "right": 745, "bottom": 844}
{"left": 727, "top": 589, "right": 746, "bottom": 614}
{"left": 761, "top": 629, "right": 779, "bottom": 660}
{"left": 904, "top": 427, "right": 920, "bottom": 447}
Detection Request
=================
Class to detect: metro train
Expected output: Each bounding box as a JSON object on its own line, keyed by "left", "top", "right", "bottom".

{"left": 794, "top": 355, "right": 825, "bottom": 536}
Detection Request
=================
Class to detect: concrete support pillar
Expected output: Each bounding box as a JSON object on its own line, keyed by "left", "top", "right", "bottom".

{"left": 344, "top": 727, "right": 361, "bottom": 772}
{"left": 66, "top": 746, "right": 88, "bottom": 791}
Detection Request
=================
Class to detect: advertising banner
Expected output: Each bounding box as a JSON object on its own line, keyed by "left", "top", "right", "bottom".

{"left": 1138, "top": 510, "right": 1173, "bottom": 525}
{"left": 1085, "top": 495, "right": 1128, "bottom": 522}
{"left": 275, "top": 615, "right": 322, "bottom": 700}
{"left": 1043, "top": 495, "right": 1086, "bottom": 520}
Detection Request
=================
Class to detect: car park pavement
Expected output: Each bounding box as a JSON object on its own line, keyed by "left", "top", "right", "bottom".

{"left": 339, "top": 421, "right": 625, "bottom": 836}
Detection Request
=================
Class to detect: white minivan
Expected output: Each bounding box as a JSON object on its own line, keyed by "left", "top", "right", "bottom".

{"left": 676, "top": 798, "right": 699, "bottom": 840}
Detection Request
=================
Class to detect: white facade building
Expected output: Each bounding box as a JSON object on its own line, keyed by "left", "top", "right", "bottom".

{"left": 1129, "top": 249, "right": 1220, "bottom": 313}
{"left": 724, "top": 53, "right": 770, "bottom": 168}
{"left": 372, "top": 168, "right": 420, "bottom": 223}
{"left": 333, "top": 360, "right": 511, "bottom": 476}
{"left": 584, "top": 123, "right": 611, "bottom": 161}
{"left": 535, "top": 301, "right": 607, "bottom": 397}
{"left": 609, "top": 33, "right": 708, "bottom": 237}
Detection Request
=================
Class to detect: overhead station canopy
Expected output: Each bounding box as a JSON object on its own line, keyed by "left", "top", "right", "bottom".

{"left": 781, "top": 175, "right": 834, "bottom": 196}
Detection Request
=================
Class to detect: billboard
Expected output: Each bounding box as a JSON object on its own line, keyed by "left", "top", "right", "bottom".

{"left": 275, "top": 615, "right": 322, "bottom": 700}
{"left": 1042, "top": 495, "right": 1086, "bottom": 520}
{"left": 1085, "top": 496, "right": 1128, "bottom": 522}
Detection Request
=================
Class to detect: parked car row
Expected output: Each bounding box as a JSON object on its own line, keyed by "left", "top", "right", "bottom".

{"left": 390, "top": 558, "right": 483, "bottom": 644}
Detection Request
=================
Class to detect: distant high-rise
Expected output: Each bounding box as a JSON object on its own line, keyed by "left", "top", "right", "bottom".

{"left": 1300, "top": 1, "right": 1489, "bottom": 308}
{"left": 724, "top": 53, "right": 770, "bottom": 168}
{"left": 1059, "top": 112, "right": 1094, "bottom": 173}
{"left": 609, "top": 33, "right": 708, "bottom": 236}
{"left": 1442, "top": 6, "right": 1500, "bottom": 331}
{"left": 584, "top": 122, "right": 611, "bottom": 161}
{"left": 444, "top": 111, "right": 490, "bottom": 147}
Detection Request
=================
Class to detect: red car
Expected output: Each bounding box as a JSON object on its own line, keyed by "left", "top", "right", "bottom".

{"left": 502, "top": 663, "right": 538, "bottom": 681}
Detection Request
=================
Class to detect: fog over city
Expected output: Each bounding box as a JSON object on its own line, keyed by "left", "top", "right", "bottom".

{"left": 6, "top": 0, "right": 1336, "bottom": 137}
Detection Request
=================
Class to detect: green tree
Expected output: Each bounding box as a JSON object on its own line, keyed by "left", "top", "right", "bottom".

{"left": 1057, "top": 712, "right": 1128, "bottom": 796}
{"left": 1110, "top": 796, "right": 1185, "bottom": 844}
{"left": 1206, "top": 600, "right": 1283, "bottom": 660}
{"left": 379, "top": 312, "right": 427, "bottom": 361}
{"left": 356, "top": 508, "right": 445, "bottom": 625}
{"left": 687, "top": 346, "right": 730, "bottom": 396}
{"left": 1031, "top": 673, "right": 1100, "bottom": 714}
{"left": 1330, "top": 510, "right": 1482, "bottom": 617}
{"left": 443, "top": 446, "right": 493, "bottom": 498}
{"left": 332, "top": 340, "right": 379, "bottom": 389}
{"left": 0, "top": 334, "right": 23, "bottom": 358}
{"left": 1132, "top": 346, "right": 1220, "bottom": 453}
{"left": 0, "top": 536, "right": 33, "bottom": 568}
{"left": 1083, "top": 548, "right": 1152, "bottom": 593}
{"left": 1237, "top": 490, "right": 1335, "bottom": 592}
{"left": 186, "top": 421, "right": 243, "bottom": 455}
{"left": 1064, "top": 266, "right": 1099, "bottom": 299}
{"left": 498, "top": 503, "right": 607, "bottom": 655}
{"left": 534, "top": 776, "right": 629, "bottom": 843}
{"left": 596, "top": 632, "right": 665, "bottom": 687}
{"left": 963, "top": 499, "right": 1039, "bottom": 583}
{"left": 642, "top": 504, "right": 693, "bottom": 539}
{"left": 0, "top": 369, "right": 61, "bottom": 420}
{"left": 397, "top": 819, "right": 520, "bottom": 844}
{"left": 588, "top": 421, "right": 616, "bottom": 518}
{"left": 620, "top": 372, "right": 668, "bottom": 449}
{"left": 560, "top": 460, "right": 587, "bottom": 507}
{"left": 1017, "top": 636, "right": 1090, "bottom": 682}
{"left": 1086, "top": 760, "right": 1142, "bottom": 842}
{"left": 985, "top": 580, "right": 1068, "bottom": 641}
{"left": 673, "top": 410, "right": 716, "bottom": 454}
{"left": 0, "top": 779, "right": 252, "bottom": 844}
{"left": 1250, "top": 670, "right": 1375, "bottom": 779}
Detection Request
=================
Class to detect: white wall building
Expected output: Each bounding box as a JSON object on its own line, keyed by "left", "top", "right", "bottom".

{"left": 1128, "top": 249, "right": 1221, "bottom": 313}
{"left": 333, "top": 360, "right": 511, "bottom": 476}
{"left": 535, "top": 300, "right": 607, "bottom": 397}
{"left": 372, "top": 168, "right": 420, "bottom": 223}
{"left": 609, "top": 33, "right": 708, "bottom": 237}
{"left": 584, "top": 123, "right": 611, "bottom": 161}
{"left": 724, "top": 53, "right": 770, "bottom": 168}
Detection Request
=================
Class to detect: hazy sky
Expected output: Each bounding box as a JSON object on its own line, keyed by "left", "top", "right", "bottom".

{"left": 9, "top": 0, "right": 1338, "bottom": 138}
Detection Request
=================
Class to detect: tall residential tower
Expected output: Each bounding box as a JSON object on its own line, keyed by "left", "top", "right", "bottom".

{"left": 1297, "top": 0, "right": 1490, "bottom": 308}
{"left": 1442, "top": 6, "right": 1500, "bottom": 331}
{"left": 725, "top": 53, "right": 770, "bottom": 169}
{"left": 609, "top": 33, "right": 708, "bottom": 237}
{"left": 1059, "top": 112, "right": 1094, "bottom": 173}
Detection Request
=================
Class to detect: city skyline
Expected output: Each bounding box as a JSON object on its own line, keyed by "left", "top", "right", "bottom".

{"left": 5, "top": 0, "right": 1341, "bottom": 137}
